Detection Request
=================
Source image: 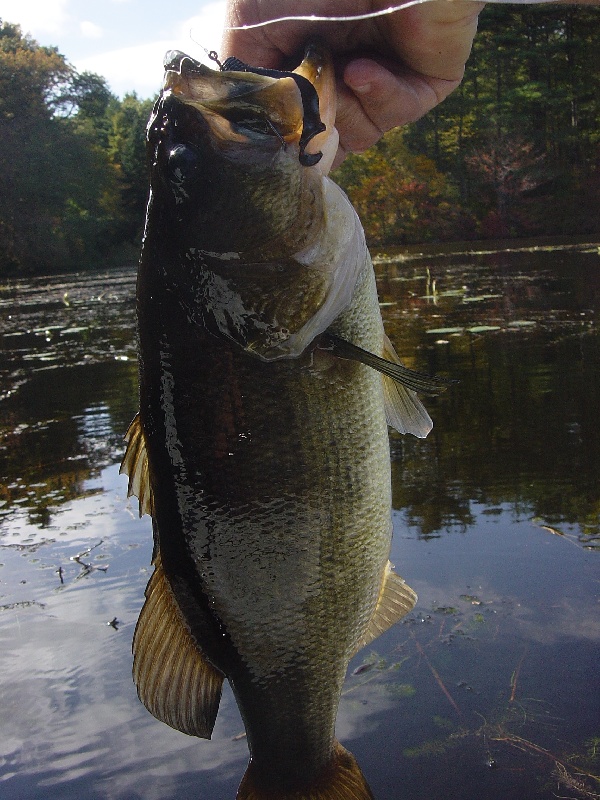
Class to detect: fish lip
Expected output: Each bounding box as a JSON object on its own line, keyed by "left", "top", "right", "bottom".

{"left": 163, "top": 50, "right": 205, "bottom": 76}
{"left": 162, "top": 51, "right": 216, "bottom": 99}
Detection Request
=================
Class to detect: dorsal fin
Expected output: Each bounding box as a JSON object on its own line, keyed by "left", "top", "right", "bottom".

{"left": 133, "top": 552, "right": 225, "bottom": 738}
{"left": 353, "top": 561, "right": 417, "bottom": 654}
{"left": 120, "top": 413, "right": 153, "bottom": 517}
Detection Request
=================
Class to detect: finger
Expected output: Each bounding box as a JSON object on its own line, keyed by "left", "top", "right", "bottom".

{"left": 221, "top": 0, "right": 289, "bottom": 67}
{"left": 388, "top": 1, "right": 484, "bottom": 82}
{"left": 331, "top": 142, "right": 349, "bottom": 171}
{"left": 335, "top": 80, "right": 385, "bottom": 156}
{"left": 339, "top": 59, "right": 461, "bottom": 154}
{"left": 345, "top": 58, "right": 451, "bottom": 128}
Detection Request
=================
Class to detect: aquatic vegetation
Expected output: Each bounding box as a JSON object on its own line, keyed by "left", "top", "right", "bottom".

{"left": 553, "top": 761, "right": 599, "bottom": 800}
{"left": 403, "top": 736, "right": 460, "bottom": 759}
{"left": 384, "top": 683, "right": 417, "bottom": 699}
{"left": 401, "top": 646, "right": 600, "bottom": 797}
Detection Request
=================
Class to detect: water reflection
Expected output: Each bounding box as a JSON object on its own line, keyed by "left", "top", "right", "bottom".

{"left": 376, "top": 241, "right": 600, "bottom": 542}
{"left": 0, "top": 267, "right": 139, "bottom": 525}
{"left": 0, "top": 361, "right": 138, "bottom": 532}
{"left": 0, "top": 245, "right": 598, "bottom": 799}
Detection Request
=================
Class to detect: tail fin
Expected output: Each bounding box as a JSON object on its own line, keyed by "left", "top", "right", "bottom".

{"left": 236, "top": 740, "right": 374, "bottom": 800}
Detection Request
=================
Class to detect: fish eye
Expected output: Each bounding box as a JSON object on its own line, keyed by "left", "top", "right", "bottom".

{"left": 227, "top": 111, "right": 284, "bottom": 141}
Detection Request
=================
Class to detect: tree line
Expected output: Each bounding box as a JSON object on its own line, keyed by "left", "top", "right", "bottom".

{"left": 1, "top": 5, "right": 598, "bottom": 275}
{"left": 0, "top": 21, "right": 152, "bottom": 274}
{"left": 336, "top": 4, "right": 600, "bottom": 245}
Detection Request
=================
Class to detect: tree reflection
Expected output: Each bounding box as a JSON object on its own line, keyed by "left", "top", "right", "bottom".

{"left": 1, "top": 251, "right": 598, "bottom": 543}
{"left": 0, "top": 361, "right": 138, "bottom": 524}
{"left": 387, "top": 256, "right": 600, "bottom": 539}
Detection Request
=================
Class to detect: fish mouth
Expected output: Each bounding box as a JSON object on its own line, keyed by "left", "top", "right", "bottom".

{"left": 161, "top": 43, "right": 338, "bottom": 173}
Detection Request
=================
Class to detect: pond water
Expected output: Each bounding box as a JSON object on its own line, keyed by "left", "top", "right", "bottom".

{"left": 0, "top": 239, "right": 598, "bottom": 800}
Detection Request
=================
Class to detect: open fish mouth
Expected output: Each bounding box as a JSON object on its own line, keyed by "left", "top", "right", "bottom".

{"left": 160, "top": 42, "right": 338, "bottom": 173}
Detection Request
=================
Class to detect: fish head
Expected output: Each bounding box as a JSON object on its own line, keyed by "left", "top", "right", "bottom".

{"left": 144, "top": 42, "right": 362, "bottom": 361}
{"left": 147, "top": 42, "right": 337, "bottom": 257}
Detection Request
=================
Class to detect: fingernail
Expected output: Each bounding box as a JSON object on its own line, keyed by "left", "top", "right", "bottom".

{"left": 344, "top": 59, "right": 374, "bottom": 94}
{"left": 348, "top": 81, "right": 371, "bottom": 95}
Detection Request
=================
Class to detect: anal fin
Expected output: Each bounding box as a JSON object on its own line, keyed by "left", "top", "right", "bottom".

{"left": 354, "top": 561, "right": 417, "bottom": 654}
{"left": 120, "top": 413, "right": 153, "bottom": 517}
{"left": 133, "top": 552, "right": 225, "bottom": 738}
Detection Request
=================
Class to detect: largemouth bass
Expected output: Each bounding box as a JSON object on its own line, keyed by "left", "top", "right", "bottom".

{"left": 121, "top": 41, "right": 449, "bottom": 800}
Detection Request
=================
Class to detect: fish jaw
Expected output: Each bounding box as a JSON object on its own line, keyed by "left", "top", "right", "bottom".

{"left": 162, "top": 51, "right": 305, "bottom": 152}
{"left": 162, "top": 42, "right": 338, "bottom": 177}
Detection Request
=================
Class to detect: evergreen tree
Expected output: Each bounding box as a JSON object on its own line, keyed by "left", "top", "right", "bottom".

{"left": 403, "top": 5, "right": 599, "bottom": 239}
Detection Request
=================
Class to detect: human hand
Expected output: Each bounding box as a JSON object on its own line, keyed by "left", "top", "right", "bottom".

{"left": 222, "top": 0, "right": 484, "bottom": 166}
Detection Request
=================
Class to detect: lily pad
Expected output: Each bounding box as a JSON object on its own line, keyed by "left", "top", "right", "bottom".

{"left": 462, "top": 294, "right": 502, "bottom": 303}
{"left": 385, "top": 683, "right": 417, "bottom": 699}
{"left": 426, "top": 327, "right": 464, "bottom": 335}
{"left": 33, "top": 325, "right": 63, "bottom": 334}
{"left": 459, "top": 594, "right": 482, "bottom": 604}
{"left": 433, "top": 605, "right": 459, "bottom": 615}
{"left": 61, "top": 326, "right": 89, "bottom": 335}
{"left": 467, "top": 325, "right": 502, "bottom": 333}
{"left": 508, "top": 320, "right": 536, "bottom": 327}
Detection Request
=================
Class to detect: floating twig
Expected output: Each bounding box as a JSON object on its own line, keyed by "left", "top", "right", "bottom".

{"left": 70, "top": 540, "right": 108, "bottom": 580}
{"left": 509, "top": 649, "right": 527, "bottom": 703}
{"left": 534, "top": 522, "right": 583, "bottom": 549}
{"left": 412, "top": 634, "right": 462, "bottom": 717}
{"left": 553, "top": 761, "right": 600, "bottom": 799}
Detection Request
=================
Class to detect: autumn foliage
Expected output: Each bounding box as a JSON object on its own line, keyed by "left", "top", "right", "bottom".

{"left": 335, "top": 5, "right": 600, "bottom": 247}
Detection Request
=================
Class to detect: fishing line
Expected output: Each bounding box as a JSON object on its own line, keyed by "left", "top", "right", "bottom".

{"left": 188, "top": 30, "right": 224, "bottom": 68}
{"left": 225, "top": 0, "right": 559, "bottom": 31}
{"left": 226, "top": 1, "right": 432, "bottom": 30}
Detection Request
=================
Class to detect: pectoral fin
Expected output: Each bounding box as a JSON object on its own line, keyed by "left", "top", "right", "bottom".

{"left": 354, "top": 561, "right": 417, "bottom": 654}
{"left": 380, "top": 334, "right": 434, "bottom": 437}
{"left": 133, "top": 552, "right": 225, "bottom": 738}
{"left": 324, "top": 332, "right": 453, "bottom": 395}
{"left": 120, "top": 413, "right": 153, "bottom": 517}
{"left": 324, "top": 332, "right": 453, "bottom": 438}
